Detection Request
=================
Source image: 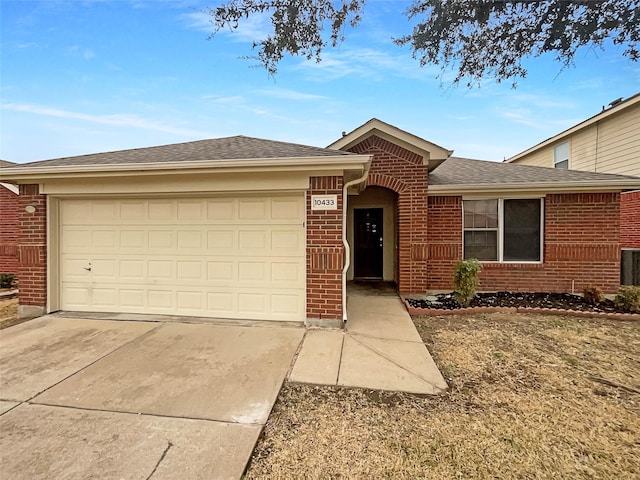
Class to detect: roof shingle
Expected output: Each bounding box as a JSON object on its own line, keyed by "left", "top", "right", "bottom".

{"left": 430, "top": 157, "right": 640, "bottom": 186}
{"left": 7, "top": 136, "right": 354, "bottom": 169}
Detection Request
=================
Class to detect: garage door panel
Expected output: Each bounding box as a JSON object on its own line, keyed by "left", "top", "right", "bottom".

{"left": 60, "top": 195, "right": 305, "bottom": 321}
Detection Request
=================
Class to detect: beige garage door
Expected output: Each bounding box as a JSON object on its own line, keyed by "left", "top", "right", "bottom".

{"left": 59, "top": 195, "right": 306, "bottom": 321}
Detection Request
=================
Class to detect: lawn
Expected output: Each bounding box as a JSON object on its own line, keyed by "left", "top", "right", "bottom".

{"left": 246, "top": 313, "right": 639, "bottom": 479}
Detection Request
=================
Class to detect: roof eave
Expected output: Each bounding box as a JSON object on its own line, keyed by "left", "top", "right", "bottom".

{"left": 428, "top": 180, "right": 640, "bottom": 195}
{"left": 0, "top": 155, "right": 372, "bottom": 183}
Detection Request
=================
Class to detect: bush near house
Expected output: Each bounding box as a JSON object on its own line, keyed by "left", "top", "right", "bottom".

{"left": 453, "top": 259, "right": 482, "bottom": 307}
{"left": 0, "top": 273, "right": 15, "bottom": 289}
{"left": 614, "top": 286, "right": 640, "bottom": 312}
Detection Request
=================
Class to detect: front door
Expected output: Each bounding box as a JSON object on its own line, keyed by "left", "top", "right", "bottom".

{"left": 354, "top": 208, "right": 383, "bottom": 278}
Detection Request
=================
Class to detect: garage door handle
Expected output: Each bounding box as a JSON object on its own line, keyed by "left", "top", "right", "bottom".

{"left": 83, "top": 263, "right": 92, "bottom": 272}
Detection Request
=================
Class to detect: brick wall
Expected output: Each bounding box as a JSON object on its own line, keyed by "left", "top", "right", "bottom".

{"left": 348, "top": 136, "right": 429, "bottom": 293}
{"left": 621, "top": 190, "right": 640, "bottom": 249}
{"left": 426, "top": 196, "right": 462, "bottom": 289}
{"left": 17, "top": 184, "right": 47, "bottom": 307}
{"left": 427, "top": 192, "right": 621, "bottom": 294}
{"left": 306, "top": 176, "right": 344, "bottom": 321}
{"left": 0, "top": 185, "right": 20, "bottom": 276}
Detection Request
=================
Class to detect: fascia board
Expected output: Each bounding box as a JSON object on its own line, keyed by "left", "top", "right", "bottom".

{"left": 0, "top": 155, "right": 372, "bottom": 182}
{"left": 428, "top": 180, "right": 640, "bottom": 195}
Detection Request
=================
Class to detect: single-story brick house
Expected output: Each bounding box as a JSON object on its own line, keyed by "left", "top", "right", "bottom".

{"left": 0, "top": 160, "right": 20, "bottom": 278}
{"left": 1, "top": 119, "right": 639, "bottom": 324}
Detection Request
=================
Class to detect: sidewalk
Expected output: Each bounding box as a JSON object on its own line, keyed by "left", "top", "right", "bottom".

{"left": 289, "top": 293, "right": 448, "bottom": 395}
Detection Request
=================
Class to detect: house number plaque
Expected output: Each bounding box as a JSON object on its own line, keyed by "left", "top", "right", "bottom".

{"left": 311, "top": 194, "right": 338, "bottom": 211}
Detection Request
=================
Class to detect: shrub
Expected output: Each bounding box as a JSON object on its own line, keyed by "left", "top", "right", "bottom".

{"left": 453, "top": 259, "right": 482, "bottom": 307}
{"left": 0, "top": 273, "right": 15, "bottom": 289}
{"left": 583, "top": 285, "right": 603, "bottom": 305}
{"left": 614, "top": 286, "right": 640, "bottom": 313}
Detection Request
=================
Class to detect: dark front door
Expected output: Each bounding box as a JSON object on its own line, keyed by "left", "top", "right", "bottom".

{"left": 354, "top": 208, "right": 384, "bottom": 278}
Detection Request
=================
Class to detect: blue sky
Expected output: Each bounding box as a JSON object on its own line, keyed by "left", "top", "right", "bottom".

{"left": 2, "top": 0, "right": 639, "bottom": 164}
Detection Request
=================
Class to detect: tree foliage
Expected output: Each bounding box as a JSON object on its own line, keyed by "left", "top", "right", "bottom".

{"left": 207, "top": 0, "right": 640, "bottom": 86}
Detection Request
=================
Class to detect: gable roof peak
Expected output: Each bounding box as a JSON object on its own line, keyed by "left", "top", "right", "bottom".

{"left": 328, "top": 118, "right": 453, "bottom": 171}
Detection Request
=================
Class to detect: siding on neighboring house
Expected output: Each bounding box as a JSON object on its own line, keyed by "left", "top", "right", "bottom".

{"left": 507, "top": 95, "right": 640, "bottom": 176}
{"left": 0, "top": 184, "right": 20, "bottom": 276}
{"left": 427, "top": 192, "right": 621, "bottom": 294}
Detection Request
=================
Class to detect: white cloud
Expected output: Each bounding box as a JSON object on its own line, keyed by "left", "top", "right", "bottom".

{"left": 254, "top": 88, "right": 326, "bottom": 101}
{"left": 2, "top": 103, "right": 209, "bottom": 138}
{"left": 293, "top": 47, "right": 439, "bottom": 81}
{"left": 181, "top": 10, "right": 271, "bottom": 43}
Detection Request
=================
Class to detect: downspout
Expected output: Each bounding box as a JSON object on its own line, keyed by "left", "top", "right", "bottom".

{"left": 341, "top": 163, "right": 371, "bottom": 324}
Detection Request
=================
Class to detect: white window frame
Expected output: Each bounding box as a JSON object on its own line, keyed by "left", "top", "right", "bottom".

{"left": 462, "top": 197, "right": 544, "bottom": 264}
{"left": 553, "top": 141, "right": 570, "bottom": 169}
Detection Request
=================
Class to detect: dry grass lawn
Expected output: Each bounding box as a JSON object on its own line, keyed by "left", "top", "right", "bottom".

{"left": 246, "top": 313, "right": 640, "bottom": 479}
{"left": 0, "top": 297, "right": 20, "bottom": 329}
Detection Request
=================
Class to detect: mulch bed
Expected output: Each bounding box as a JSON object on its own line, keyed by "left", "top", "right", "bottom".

{"left": 407, "top": 291, "right": 623, "bottom": 312}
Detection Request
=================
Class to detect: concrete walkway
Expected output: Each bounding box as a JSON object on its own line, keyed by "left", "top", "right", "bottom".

{"left": 290, "top": 292, "right": 448, "bottom": 394}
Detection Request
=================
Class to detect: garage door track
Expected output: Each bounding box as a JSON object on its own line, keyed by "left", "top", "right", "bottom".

{"left": 0, "top": 316, "right": 304, "bottom": 479}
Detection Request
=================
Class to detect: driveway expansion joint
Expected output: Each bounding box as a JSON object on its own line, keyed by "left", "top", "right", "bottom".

{"left": 25, "top": 401, "right": 266, "bottom": 426}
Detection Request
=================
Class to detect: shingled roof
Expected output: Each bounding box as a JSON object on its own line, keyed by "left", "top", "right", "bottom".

{"left": 7, "top": 136, "right": 355, "bottom": 169}
{"left": 0, "top": 160, "right": 16, "bottom": 168}
{"left": 430, "top": 157, "right": 640, "bottom": 189}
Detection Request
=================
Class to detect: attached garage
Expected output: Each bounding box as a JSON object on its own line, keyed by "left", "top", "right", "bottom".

{"left": 1, "top": 136, "right": 370, "bottom": 323}
{"left": 59, "top": 194, "right": 306, "bottom": 321}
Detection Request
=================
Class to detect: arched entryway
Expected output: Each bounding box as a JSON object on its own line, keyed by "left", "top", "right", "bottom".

{"left": 346, "top": 186, "right": 398, "bottom": 282}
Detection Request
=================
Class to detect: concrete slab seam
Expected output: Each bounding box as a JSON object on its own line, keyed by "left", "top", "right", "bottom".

{"left": 0, "top": 402, "right": 23, "bottom": 416}
{"left": 345, "top": 333, "right": 446, "bottom": 393}
{"left": 25, "top": 401, "right": 265, "bottom": 427}
{"left": 25, "top": 322, "right": 165, "bottom": 403}
{"left": 345, "top": 329, "right": 425, "bottom": 344}
{"left": 285, "top": 329, "right": 309, "bottom": 382}
{"left": 334, "top": 332, "right": 346, "bottom": 386}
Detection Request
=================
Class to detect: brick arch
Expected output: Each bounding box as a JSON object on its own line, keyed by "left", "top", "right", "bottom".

{"left": 366, "top": 173, "right": 409, "bottom": 193}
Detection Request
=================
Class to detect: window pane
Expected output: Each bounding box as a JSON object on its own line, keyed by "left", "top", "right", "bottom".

{"left": 554, "top": 159, "right": 568, "bottom": 169}
{"left": 464, "top": 199, "right": 497, "bottom": 228}
{"left": 554, "top": 142, "right": 569, "bottom": 166}
{"left": 503, "top": 199, "right": 541, "bottom": 261}
{"left": 464, "top": 231, "right": 497, "bottom": 261}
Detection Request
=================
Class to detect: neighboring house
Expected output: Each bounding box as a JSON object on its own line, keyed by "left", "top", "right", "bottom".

{"left": 1, "top": 119, "right": 639, "bottom": 322}
{"left": 0, "top": 160, "right": 20, "bottom": 279}
{"left": 505, "top": 92, "right": 640, "bottom": 285}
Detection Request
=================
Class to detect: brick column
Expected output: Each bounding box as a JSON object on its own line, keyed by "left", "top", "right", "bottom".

{"left": 0, "top": 186, "right": 20, "bottom": 275}
{"left": 306, "top": 176, "right": 344, "bottom": 326}
{"left": 17, "top": 184, "right": 47, "bottom": 318}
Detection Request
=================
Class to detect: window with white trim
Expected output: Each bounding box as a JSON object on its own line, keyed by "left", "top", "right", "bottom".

{"left": 553, "top": 142, "right": 569, "bottom": 169}
{"left": 463, "top": 198, "right": 543, "bottom": 262}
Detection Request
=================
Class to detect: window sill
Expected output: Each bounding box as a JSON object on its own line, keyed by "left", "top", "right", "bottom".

{"left": 479, "top": 261, "right": 544, "bottom": 269}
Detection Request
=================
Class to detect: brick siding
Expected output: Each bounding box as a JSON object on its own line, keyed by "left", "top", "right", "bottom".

{"left": 427, "top": 192, "right": 621, "bottom": 294}
{"left": 0, "top": 185, "right": 20, "bottom": 276}
{"left": 621, "top": 190, "right": 640, "bottom": 249}
{"left": 17, "top": 184, "right": 47, "bottom": 306}
{"left": 348, "top": 136, "right": 429, "bottom": 293}
{"left": 306, "top": 176, "right": 344, "bottom": 321}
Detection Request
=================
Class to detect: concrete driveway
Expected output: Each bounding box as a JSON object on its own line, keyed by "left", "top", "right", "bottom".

{"left": 0, "top": 315, "right": 304, "bottom": 479}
